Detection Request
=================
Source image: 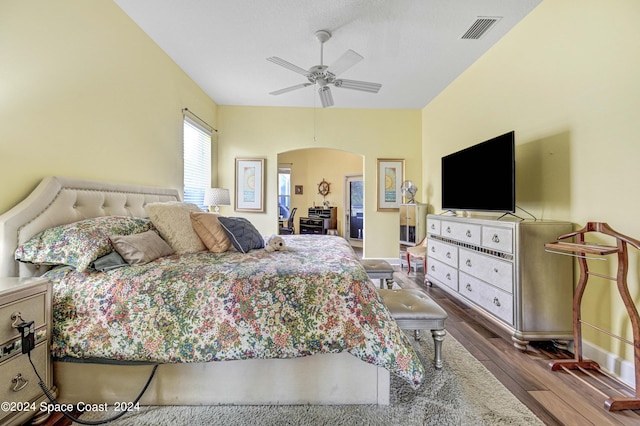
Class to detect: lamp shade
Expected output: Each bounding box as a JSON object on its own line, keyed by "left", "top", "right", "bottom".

{"left": 204, "top": 188, "right": 230, "bottom": 207}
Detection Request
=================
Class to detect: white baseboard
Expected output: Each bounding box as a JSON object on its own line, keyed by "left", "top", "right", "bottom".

{"left": 582, "top": 340, "right": 636, "bottom": 388}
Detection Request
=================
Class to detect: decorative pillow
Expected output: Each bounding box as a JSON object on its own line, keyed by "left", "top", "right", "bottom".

{"left": 15, "top": 216, "right": 154, "bottom": 271}
{"left": 110, "top": 230, "right": 174, "bottom": 265}
{"left": 217, "top": 217, "right": 265, "bottom": 253}
{"left": 190, "top": 212, "right": 233, "bottom": 253}
{"left": 91, "top": 252, "right": 128, "bottom": 272}
{"left": 145, "top": 202, "right": 206, "bottom": 254}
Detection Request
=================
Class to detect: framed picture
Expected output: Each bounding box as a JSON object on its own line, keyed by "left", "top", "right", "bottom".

{"left": 295, "top": 185, "right": 303, "bottom": 195}
{"left": 235, "top": 158, "right": 265, "bottom": 212}
{"left": 377, "top": 158, "right": 405, "bottom": 211}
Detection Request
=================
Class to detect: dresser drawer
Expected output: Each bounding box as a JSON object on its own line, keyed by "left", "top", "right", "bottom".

{"left": 459, "top": 248, "right": 514, "bottom": 293}
{"left": 0, "top": 342, "right": 48, "bottom": 410}
{"left": 427, "top": 258, "right": 458, "bottom": 291}
{"left": 459, "top": 272, "right": 513, "bottom": 325}
{"left": 0, "top": 293, "right": 46, "bottom": 345}
{"left": 441, "top": 220, "right": 481, "bottom": 246}
{"left": 427, "top": 238, "right": 457, "bottom": 267}
{"left": 426, "top": 218, "right": 441, "bottom": 235}
{"left": 482, "top": 225, "right": 514, "bottom": 253}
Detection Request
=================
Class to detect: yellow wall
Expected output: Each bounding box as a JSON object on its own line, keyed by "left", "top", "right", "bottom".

{"left": 0, "top": 0, "right": 217, "bottom": 213}
{"left": 278, "top": 148, "right": 363, "bottom": 236}
{"left": 422, "top": 0, "right": 640, "bottom": 364}
{"left": 217, "top": 106, "right": 422, "bottom": 258}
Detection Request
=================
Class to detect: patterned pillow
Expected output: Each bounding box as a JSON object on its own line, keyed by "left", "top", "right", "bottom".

{"left": 15, "top": 216, "right": 154, "bottom": 271}
{"left": 217, "top": 217, "right": 265, "bottom": 253}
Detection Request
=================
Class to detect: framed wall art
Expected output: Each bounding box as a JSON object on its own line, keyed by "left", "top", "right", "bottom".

{"left": 235, "top": 158, "right": 265, "bottom": 212}
{"left": 376, "top": 158, "right": 405, "bottom": 211}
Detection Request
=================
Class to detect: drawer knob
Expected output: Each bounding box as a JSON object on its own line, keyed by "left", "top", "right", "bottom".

{"left": 446, "top": 226, "right": 451, "bottom": 233}
{"left": 492, "top": 234, "right": 500, "bottom": 243}
{"left": 430, "top": 224, "right": 435, "bottom": 229}
{"left": 446, "top": 252, "right": 451, "bottom": 259}
{"left": 465, "top": 283, "right": 472, "bottom": 291}
{"left": 493, "top": 297, "right": 501, "bottom": 307}
{"left": 466, "top": 230, "right": 472, "bottom": 238}
{"left": 12, "top": 373, "right": 29, "bottom": 392}
{"left": 431, "top": 246, "right": 435, "bottom": 253}
{"left": 494, "top": 268, "right": 499, "bottom": 273}
{"left": 430, "top": 265, "right": 435, "bottom": 271}
{"left": 446, "top": 273, "right": 451, "bottom": 280}
{"left": 465, "top": 259, "right": 472, "bottom": 267}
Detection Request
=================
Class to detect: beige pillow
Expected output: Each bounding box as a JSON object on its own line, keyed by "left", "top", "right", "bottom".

{"left": 110, "top": 230, "right": 174, "bottom": 265}
{"left": 145, "top": 202, "right": 206, "bottom": 254}
{"left": 190, "top": 212, "right": 232, "bottom": 253}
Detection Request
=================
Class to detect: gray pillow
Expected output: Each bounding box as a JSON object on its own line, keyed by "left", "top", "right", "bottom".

{"left": 217, "top": 217, "right": 265, "bottom": 253}
{"left": 110, "top": 230, "right": 174, "bottom": 265}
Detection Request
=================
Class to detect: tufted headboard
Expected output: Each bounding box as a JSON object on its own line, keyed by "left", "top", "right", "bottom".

{"left": 0, "top": 176, "right": 180, "bottom": 277}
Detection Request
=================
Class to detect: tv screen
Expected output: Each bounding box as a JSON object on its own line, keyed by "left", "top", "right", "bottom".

{"left": 441, "top": 131, "right": 515, "bottom": 213}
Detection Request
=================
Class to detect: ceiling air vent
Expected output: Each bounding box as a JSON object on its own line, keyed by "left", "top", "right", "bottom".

{"left": 461, "top": 16, "right": 502, "bottom": 40}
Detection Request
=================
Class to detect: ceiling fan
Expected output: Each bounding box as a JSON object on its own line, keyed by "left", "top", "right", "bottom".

{"left": 267, "top": 30, "right": 382, "bottom": 108}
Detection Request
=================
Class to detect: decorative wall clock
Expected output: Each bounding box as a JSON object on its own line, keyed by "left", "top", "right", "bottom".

{"left": 317, "top": 179, "right": 330, "bottom": 197}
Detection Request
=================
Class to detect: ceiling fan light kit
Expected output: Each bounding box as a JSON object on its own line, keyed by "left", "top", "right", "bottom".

{"left": 267, "top": 30, "right": 382, "bottom": 108}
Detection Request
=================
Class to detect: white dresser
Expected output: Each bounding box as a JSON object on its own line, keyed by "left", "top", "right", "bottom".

{"left": 0, "top": 277, "right": 53, "bottom": 426}
{"left": 425, "top": 214, "right": 574, "bottom": 349}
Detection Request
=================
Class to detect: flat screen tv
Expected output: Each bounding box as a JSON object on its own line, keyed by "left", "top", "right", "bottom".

{"left": 441, "top": 131, "right": 515, "bottom": 213}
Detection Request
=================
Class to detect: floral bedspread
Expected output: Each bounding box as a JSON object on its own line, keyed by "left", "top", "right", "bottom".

{"left": 47, "top": 235, "right": 425, "bottom": 388}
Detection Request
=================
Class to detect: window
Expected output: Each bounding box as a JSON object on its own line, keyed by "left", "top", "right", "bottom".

{"left": 278, "top": 165, "right": 291, "bottom": 218}
{"left": 183, "top": 116, "right": 212, "bottom": 209}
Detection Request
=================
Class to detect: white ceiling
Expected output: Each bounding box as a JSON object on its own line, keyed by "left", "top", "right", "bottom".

{"left": 114, "top": 0, "right": 542, "bottom": 110}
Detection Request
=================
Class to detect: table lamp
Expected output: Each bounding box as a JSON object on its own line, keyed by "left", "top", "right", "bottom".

{"left": 204, "top": 188, "right": 230, "bottom": 214}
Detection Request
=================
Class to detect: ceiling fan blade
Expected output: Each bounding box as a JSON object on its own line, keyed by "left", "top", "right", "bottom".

{"left": 318, "top": 86, "right": 334, "bottom": 108}
{"left": 269, "top": 83, "right": 313, "bottom": 96}
{"left": 334, "top": 79, "right": 382, "bottom": 93}
{"left": 267, "top": 57, "right": 310, "bottom": 76}
{"left": 327, "top": 49, "right": 363, "bottom": 76}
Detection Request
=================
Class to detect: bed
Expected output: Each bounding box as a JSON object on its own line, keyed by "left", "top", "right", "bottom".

{"left": 0, "top": 176, "right": 425, "bottom": 406}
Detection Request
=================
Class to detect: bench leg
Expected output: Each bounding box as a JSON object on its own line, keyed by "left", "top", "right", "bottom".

{"left": 432, "top": 329, "right": 446, "bottom": 369}
{"left": 385, "top": 278, "right": 393, "bottom": 289}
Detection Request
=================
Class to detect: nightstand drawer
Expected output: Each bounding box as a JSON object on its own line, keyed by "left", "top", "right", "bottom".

{"left": 0, "top": 293, "right": 46, "bottom": 345}
{"left": 0, "top": 342, "right": 48, "bottom": 409}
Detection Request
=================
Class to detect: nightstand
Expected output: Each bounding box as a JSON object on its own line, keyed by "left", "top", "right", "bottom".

{"left": 0, "top": 277, "right": 54, "bottom": 426}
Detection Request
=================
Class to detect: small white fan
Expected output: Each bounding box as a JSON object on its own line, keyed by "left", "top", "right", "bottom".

{"left": 401, "top": 180, "right": 418, "bottom": 203}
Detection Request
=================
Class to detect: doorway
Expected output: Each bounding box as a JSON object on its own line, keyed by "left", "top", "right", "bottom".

{"left": 344, "top": 174, "right": 363, "bottom": 248}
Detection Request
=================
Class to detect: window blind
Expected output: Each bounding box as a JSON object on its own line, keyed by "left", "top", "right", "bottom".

{"left": 183, "top": 116, "right": 212, "bottom": 209}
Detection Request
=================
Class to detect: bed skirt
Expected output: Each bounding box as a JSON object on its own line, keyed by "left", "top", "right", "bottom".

{"left": 53, "top": 352, "right": 391, "bottom": 406}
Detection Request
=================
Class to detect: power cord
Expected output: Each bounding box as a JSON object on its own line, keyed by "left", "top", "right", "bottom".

{"left": 27, "top": 351, "right": 158, "bottom": 425}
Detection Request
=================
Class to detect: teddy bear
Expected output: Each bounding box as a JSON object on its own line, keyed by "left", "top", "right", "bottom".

{"left": 264, "top": 235, "right": 287, "bottom": 252}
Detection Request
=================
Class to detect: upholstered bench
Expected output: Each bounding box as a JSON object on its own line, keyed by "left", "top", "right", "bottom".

{"left": 377, "top": 289, "right": 448, "bottom": 369}
{"left": 359, "top": 259, "right": 394, "bottom": 289}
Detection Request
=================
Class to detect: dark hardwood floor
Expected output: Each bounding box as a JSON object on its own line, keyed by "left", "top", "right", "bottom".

{"left": 32, "top": 257, "right": 640, "bottom": 426}
{"left": 394, "top": 265, "right": 640, "bottom": 426}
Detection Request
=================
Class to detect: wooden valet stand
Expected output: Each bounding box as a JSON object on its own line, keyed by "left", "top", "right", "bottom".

{"left": 544, "top": 222, "right": 640, "bottom": 411}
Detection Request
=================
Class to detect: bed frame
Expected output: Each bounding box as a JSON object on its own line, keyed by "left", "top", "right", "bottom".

{"left": 0, "top": 176, "right": 390, "bottom": 405}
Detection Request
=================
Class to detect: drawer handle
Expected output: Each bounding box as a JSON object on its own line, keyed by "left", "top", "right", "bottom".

{"left": 494, "top": 268, "right": 499, "bottom": 273}
{"left": 12, "top": 373, "right": 29, "bottom": 392}
{"left": 430, "top": 265, "right": 435, "bottom": 271}
{"left": 465, "top": 283, "right": 472, "bottom": 291}
{"left": 446, "top": 226, "right": 451, "bottom": 233}
{"left": 446, "top": 252, "right": 451, "bottom": 259}
{"left": 492, "top": 234, "right": 500, "bottom": 243}
{"left": 430, "top": 223, "right": 435, "bottom": 229}
{"left": 466, "top": 229, "right": 472, "bottom": 238}
{"left": 465, "top": 259, "right": 472, "bottom": 267}
{"left": 493, "top": 297, "right": 501, "bottom": 307}
{"left": 446, "top": 273, "right": 451, "bottom": 280}
{"left": 10, "top": 311, "right": 26, "bottom": 328}
{"left": 431, "top": 246, "right": 435, "bottom": 252}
